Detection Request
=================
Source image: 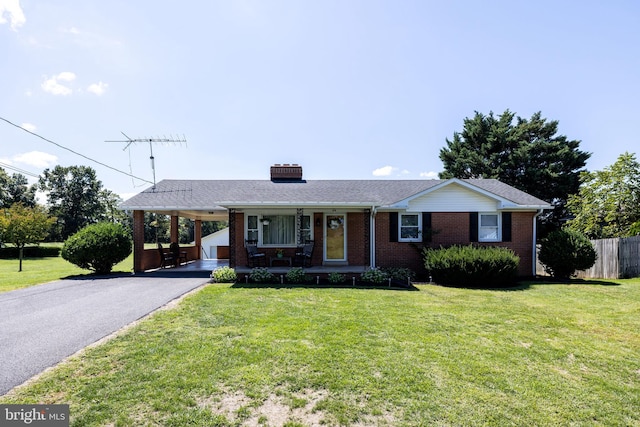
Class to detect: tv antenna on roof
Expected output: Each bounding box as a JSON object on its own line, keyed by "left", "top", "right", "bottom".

{"left": 105, "top": 132, "right": 187, "bottom": 190}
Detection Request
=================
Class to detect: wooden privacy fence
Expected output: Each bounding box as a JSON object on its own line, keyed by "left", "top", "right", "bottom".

{"left": 537, "top": 236, "right": 640, "bottom": 279}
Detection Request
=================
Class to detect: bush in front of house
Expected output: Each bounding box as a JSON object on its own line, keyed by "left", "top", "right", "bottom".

{"left": 423, "top": 245, "right": 519, "bottom": 287}
{"left": 539, "top": 229, "right": 597, "bottom": 279}
{"left": 211, "top": 266, "right": 237, "bottom": 283}
{"left": 328, "top": 272, "right": 346, "bottom": 285}
{"left": 383, "top": 267, "right": 416, "bottom": 283}
{"left": 285, "top": 267, "right": 306, "bottom": 283}
{"left": 62, "top": 222, "right": 132, "bottom": 274}
{"left": 249, "top": 267, "right": 275, "bottom": 283}
{"left": 361, "top": 267, "right": 388, "bottom": 284}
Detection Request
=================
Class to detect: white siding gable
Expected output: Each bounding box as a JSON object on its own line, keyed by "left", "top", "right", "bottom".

{"left": 406, "top": 183, "right": 500, "bottom": 212}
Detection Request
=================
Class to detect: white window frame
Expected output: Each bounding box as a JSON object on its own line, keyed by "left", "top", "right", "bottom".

{"left": 245, "top": 213, "right": 312, "bottom": 246}
{"left": 479, "top": 212, "right": 501, "bottom": 242}
{"left": 399, "top": 213, "right": 422, "bottom": 242}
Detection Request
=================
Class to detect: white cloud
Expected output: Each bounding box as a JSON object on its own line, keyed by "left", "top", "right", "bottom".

{"left": 0, "top": 0, "right": 26, "bottom": 31}
{"left": 420, "top": 171, "right": 439, "bottom": 179}
{"left": 41, "top": 71, "right": 76, "bottom": 95}
{"left": 62, "top": 26, "right": 80, "bottom": 35}
{"left": 13, "top": 151, "right": 58, "bottom": 168}
{"left": 87, "top": 81, "right": 108, "bottom": 96}
{"left": 20, "top": 122, "right": 36, "bottom": 132}
{"left": 372, "top": 165, "right": 396, "bottom": 177}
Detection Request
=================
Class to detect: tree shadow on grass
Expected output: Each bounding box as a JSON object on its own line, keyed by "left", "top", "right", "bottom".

{"left": 415, "top": 276, "right": 621, "bottom": 292}
{"left": 531, "top": 276, "right": 621, "bottom": 286}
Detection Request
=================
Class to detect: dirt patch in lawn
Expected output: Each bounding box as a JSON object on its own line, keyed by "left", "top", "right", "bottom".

{"left": 198, "top": 387, "right": 328, "bottom": 426}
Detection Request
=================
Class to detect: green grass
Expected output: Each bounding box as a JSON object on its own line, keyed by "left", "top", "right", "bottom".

{"left": 2, "top": 279, "right": 639, "bottom": 426}
{"left": 0, "top": 254, "right": 134, "bottom": 293}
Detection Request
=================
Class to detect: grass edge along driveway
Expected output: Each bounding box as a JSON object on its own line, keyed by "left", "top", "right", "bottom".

{"left": 2, "top": 280, "right": 639, "bottom": 426}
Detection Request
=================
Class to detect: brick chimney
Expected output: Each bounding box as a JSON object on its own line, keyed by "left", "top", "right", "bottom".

{"left": 270, "top": 164, "right": 303, "bottom": 182}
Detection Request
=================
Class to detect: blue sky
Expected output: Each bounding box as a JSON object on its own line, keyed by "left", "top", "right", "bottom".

{"left": 1, "top": 0, "right": 639, "bottom": 200}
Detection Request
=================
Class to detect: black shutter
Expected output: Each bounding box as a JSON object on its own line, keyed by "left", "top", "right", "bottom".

{"left": 502, "top": 212, "right": 512, "bottom": 242}
{"left": 469, "top": 212, "right": 478, "bottom": 242}
{"left": 390, "top": 212, "right": 398, "bottom": 242}
{"left": 422, "top": 212, "right": 432, "bottom": 243}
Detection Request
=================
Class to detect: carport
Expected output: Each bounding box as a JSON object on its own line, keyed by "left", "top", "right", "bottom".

{"left": 128, "top": 206, "right": 228, "bottom": 273}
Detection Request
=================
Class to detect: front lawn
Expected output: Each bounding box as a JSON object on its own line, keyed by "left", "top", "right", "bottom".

{"left": 0, "top": 255, "right": 134, "bottom": 293}
{"left": 2, "top": 280, "right": 639, "bottom": 426}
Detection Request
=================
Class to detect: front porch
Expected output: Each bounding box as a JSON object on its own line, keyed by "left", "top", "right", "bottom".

{"left": 147, "top": 259, "right": 368, "bottom": 276}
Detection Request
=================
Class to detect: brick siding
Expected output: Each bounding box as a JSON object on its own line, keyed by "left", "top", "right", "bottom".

{"left": 376, "top": 211, "right": 535, "bottom": 277}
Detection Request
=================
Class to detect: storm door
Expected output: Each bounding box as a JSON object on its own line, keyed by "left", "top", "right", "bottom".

{"left": 324, "top": 214, "right": 346, "bottom": 261}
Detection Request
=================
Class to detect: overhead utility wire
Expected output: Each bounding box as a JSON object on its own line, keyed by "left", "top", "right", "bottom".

{"left": 0, "top": 161, "right": 40, "bottom": 178}
{"left": 0, "top": 116, "right": 154, "bottom": 185}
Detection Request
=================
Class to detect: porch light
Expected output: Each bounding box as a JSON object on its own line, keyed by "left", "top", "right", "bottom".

{"left": 261, "top": 218, "right": 270, "bottom": 225}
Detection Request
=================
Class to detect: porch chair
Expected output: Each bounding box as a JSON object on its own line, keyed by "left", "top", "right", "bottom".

{"left": 245, "top": 240, "right": 266, "bottom": 267}
{"left": 170, "top": 242, "right": 188, "bottom": 266}
{"left": 294, "top": 241, "right": 314, "bottom": 267}
{"left": 157, "top": 243, "right": 175, "bottom": 268}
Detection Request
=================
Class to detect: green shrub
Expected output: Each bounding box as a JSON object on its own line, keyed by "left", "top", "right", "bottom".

{"left": 249, "top": 267, "right": 275, "bottom": 283}
{"left": 61, "top": 222, "right": 132, "bottom": 274}
{"left": 361, "top": 267, "right": 388, "bottom": 284}
{"left": 285, "top": 267, "right": 306, "bottom": 283}
{"left": 423, "top": 245, "right": 519, "bottom": 287}
{"left": 383, "top": 267, "right": 416, "bottom": 282}
{"left": 539, "top": 230, "right": 597, "bottom": 279}
{"left": 328, "top": 272, "right": 346, "bottom": 284}
{"left": 211, "top": 266, "right": 237, "bottom": 283}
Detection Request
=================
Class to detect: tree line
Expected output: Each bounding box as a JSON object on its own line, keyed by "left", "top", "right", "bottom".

{"left": 0, "top": 165, "right": 225, "bottom": 253}
{"left": 2, "top": 109, "right": 639, "bottom": 257}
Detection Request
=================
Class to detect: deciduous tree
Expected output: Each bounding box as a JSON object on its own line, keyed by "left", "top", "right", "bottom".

{"left": 0, "top": 203, "right": 55, "bottom": 271}
{"left": 38, "top": 165, "right": 105, "bottom": 240}
{"left": 566, "top": 152, "right": 640, "bottom": 238}
{"left": 0, "top": 168, "right": 36, "bottom": 209}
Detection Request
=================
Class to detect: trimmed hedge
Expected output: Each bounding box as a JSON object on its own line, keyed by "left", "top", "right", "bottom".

{"left": 62, "top": 222, "right": 132, "bottom": 274}
{"left": 423, "top": 245, "right": 519, "bottom": 287}
{"left": 0, "top": 246, "right": 61, "bottom": 258}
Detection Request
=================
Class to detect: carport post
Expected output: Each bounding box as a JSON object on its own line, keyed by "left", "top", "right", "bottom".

{"left": 195, "top": 220, "right": 202, "bottom": 259}
{"left": 170, "top": 215, "right": 179, "bottom": 243}
{"left": 133, "top": 210, "right": 145, "bottom": 273}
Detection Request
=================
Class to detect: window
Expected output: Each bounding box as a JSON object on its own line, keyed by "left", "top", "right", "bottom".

{"left": 247, "top": 214, "right": 311, "bottom": 246}
{"left": 263, "top": 215, "right": 296, "bottom": 245}
{"left": 399, "top": 213, "right": 421, "bottom": 242}
{"left": 247, "top": 215, "right": 259, "bottom": 242}
{"left": 301, "top": 215, "right": 311, "bottom": 243}
{"left": 479, "top": 213, "right": 500, "bottom": 242}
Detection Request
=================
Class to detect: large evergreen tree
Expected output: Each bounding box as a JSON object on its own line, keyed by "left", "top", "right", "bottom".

{"left": 439, "top": 110, "right": 590, "bottom": 235}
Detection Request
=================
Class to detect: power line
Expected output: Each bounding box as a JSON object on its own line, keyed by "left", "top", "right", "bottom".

{"left": 0, "top": 161, "right": 40, "bottom": 178}
{"left": 0, "top": 116, "right": 154, "bottom": 185}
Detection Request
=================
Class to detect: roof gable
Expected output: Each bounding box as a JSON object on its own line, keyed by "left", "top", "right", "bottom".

{"left": 388, "top": 178, "right": 524, "bottom": 211}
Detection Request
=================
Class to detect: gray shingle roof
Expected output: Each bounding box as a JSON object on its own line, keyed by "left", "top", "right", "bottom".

{"left": 120, "top": 178, "right": 550, "bottom": 210}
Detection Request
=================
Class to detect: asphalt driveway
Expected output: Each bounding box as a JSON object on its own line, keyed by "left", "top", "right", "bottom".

{"left": 0, "top": 271, "right": 210, "bottom": 396}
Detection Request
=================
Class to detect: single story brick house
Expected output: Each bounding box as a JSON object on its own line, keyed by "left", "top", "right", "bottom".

{"left": 120, "top": 164, "right": 551, "bottom": 277}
